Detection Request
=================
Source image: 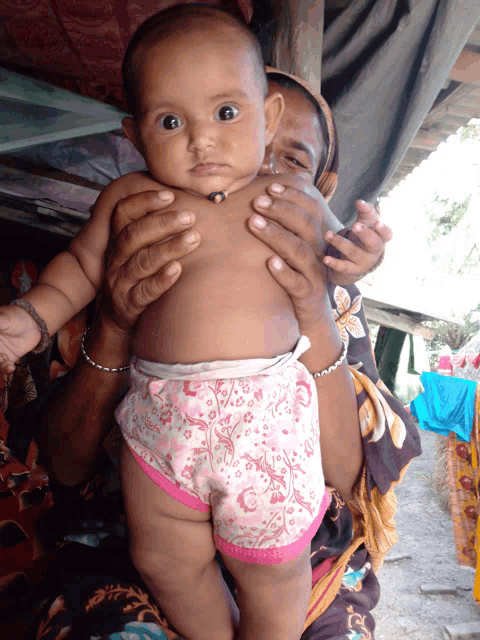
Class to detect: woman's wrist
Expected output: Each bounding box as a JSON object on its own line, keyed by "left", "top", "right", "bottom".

{"left": 83, "top": 314, "right": 134, "bottom": 370}
{"left": 296, "top": 290, "right": 344, "bottom": 374}
{"left": 299, "top": 328, "right": 344, "bottom": 376}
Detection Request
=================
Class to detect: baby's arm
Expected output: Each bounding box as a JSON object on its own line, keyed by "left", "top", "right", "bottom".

{"left": 0, "top": 173, "right": 156, "bottom": 373}
{"left": 256, "top": 177, "right": 391, "bottom": 285}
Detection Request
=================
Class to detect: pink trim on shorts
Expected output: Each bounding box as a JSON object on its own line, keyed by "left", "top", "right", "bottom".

{"left": 214, "top": 490, "right": 331, "bottom": 564}
{"left": 130, "top": 449, "right": 210, "bottom": 512}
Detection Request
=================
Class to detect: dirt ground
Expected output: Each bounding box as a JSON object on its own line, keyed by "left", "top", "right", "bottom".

{"left": 373, "top": 428, "right": 480, "bottom": 639}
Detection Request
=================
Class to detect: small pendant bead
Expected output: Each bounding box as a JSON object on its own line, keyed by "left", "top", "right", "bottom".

{"left": 208, "top": 191, "right": 227, "bottom": 203}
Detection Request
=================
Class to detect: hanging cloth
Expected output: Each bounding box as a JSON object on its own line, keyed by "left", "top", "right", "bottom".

{"left": 410, "top": 372, "right": 478, "bottom": 442}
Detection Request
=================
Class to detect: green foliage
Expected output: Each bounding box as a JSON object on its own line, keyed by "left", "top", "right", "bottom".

{"left": 427, "top": 194, "right": 470, "bottom": 243}
{"left": 426, "top": 305, "right": 480, "bottom": 367}
{"left": 457, "top": 242, "right": 479, "bottom": 276}
{"left": 460, "top": 122, "right": 480, "bottom": 142}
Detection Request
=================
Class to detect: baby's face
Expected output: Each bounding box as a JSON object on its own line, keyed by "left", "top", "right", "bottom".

{"left": 125, "top": 29, "right": 271, "bottom": 198}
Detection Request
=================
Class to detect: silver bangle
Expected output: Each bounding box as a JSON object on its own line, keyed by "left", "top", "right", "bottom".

{"left": 312, "top": 340, "right": 348, "bottom": 378}
{"left": 81, "top": 329, "right": 130, "bottom": 373}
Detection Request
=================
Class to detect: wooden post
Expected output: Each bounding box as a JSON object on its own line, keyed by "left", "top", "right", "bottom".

{"left": 272, "top": 0, "right": 324, "bottom": 94}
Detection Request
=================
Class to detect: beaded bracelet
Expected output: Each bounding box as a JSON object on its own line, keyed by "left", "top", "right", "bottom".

{"left": 10, "top": 299, "right": 51, "bottom": 353}
{"left": 81, "top": 329, "right": 130, "bottom": 373}
{"left": 312, "top": 340, "right": 348, "bottom": 378}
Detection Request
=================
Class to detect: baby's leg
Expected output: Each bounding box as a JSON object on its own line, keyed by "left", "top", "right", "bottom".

{"left": 121, "top": 444, "right": 235, "bottom": 640}
{"left": 222, "top": 547, "right": 312, "bottom": 640}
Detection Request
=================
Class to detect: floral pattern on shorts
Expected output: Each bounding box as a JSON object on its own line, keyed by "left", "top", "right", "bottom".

{"left": 116, "top": 360, "right": 327, "bottom": 560}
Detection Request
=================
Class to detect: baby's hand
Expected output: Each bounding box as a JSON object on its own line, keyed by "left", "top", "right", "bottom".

{"left": 0, "top": 305, "right": 42, "bottom": 375}
{"left": 323, "top": 200, "right": 393, "bottom": 285}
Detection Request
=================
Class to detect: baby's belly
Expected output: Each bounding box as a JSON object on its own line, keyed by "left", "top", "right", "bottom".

{"left": 133, "top": 258, "right": 300, "bottom": 364}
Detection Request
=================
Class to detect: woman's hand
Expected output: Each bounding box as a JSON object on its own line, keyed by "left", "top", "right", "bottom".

{"left": 248, "top": 182, "right": 333, "bottom": 336}
{"left": 251, "top": 181, "right": 342, "bottom": 259}
{"left": 41, "top": 189, "right": 201, "bottom": 485}
{"left": 249, "top": 181, "right": 363, "bottom": 500}
{"left": 97, "top": 190, "right": 200, "bottom": 334}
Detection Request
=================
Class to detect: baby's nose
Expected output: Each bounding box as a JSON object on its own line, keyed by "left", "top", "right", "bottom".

{"left": 188, "top": 123, "right": 216, "bottom": 152}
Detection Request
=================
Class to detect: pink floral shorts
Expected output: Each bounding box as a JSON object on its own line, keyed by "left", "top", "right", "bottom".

{"left": 115, "top": 337, "right": 330, "bottom": 564}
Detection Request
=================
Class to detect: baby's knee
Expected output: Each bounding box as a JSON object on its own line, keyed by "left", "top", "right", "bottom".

{"left": 131, "top": 545, "right": 210, "bottom": 592}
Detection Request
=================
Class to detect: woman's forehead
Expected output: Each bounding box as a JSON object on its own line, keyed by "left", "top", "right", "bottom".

{"left": 270, "top": 82, "right": 323, "bottom": 159}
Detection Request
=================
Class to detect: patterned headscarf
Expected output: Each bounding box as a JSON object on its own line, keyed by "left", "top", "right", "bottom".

{"left": 265, "top": 67, "right": 339, "bottom": 202}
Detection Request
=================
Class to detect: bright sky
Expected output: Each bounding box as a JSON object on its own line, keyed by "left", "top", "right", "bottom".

{"left": 359, "top": 118, "right": 480, "bottom": 321}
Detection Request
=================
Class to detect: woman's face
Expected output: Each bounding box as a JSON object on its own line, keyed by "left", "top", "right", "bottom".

{"left": 261, "top": 81, "right": 326, "bottom": 184}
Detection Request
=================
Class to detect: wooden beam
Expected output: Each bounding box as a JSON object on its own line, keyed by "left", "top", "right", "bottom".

{"left": 449, "top": 50, "right": 480, "bottom": 87}
{"left": 364, "top": 306, "right": 434, "bottom": 340}
{"left": 0, "top": 203, "right": 78, "bottom": 237}
{"left": 273, "top": 0, "right": 324, "bottom": 94}
{"left": 0, "top": 155, "right": 103, "bottom": 191}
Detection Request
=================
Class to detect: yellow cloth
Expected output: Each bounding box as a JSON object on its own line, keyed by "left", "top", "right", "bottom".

{"left": 445, "top": 385, "right": 480, "bottom": 605}
{"left": 303, "top": 366, "right": 410, "bottom": 630}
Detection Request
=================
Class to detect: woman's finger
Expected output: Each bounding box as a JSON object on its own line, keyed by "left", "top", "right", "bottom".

{"left": 267, "top": 256, "right": 327, "bottom": 332}
{"left": 128, "top": 261, "right": 183, "bottom": 310}
{"left": 105, "top": 260, "right": 183, "bottom": 329}
{"left": 248, "top": 214, "right": 317, "bottom": 275}
{"left": 104, "top": 227, "right": 200, "bottom": 327}
{"left": 266, "top": 256, "right": 309, "bottom": 297}
{"left": 111, "top": 190, "right": 175, "bottom": 237}
{"left": 374, "top": 221, "right": 393, "bottom": 242}
{"left": 119, "top": 228, "right": 200, "bottom": 287}
{"left": 267, "top": 182, "right": 319, "bottom": 213}
{"left": 110, "top": 209, "right": 196, "bottom": 268}
{"left": 252, "top": 186, "right": 322, "bottom": 244}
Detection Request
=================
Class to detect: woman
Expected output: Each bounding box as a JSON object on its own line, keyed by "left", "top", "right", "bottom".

{"left": 16, "top": 69, "right": 420, "bottom": 640}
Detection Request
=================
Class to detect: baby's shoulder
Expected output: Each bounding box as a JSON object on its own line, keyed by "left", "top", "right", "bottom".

{"left": 90, "top": 171, "right": 174, "bottom": 225}
{"left": 103, "top": 171, "right": 164, "bottom": 201}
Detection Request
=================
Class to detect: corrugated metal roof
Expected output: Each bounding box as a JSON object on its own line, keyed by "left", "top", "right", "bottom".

{"left": 383, "top": 19, "right": 480, "bottom": 195}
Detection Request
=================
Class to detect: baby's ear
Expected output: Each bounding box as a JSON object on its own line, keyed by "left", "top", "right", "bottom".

{"left": 122, "top": 117, "right": 142, "bottom": 154}
{"left": 264, "top": 92, "right": 284, "bottom": 146}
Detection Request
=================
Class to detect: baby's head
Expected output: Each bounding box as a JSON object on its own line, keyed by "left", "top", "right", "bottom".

{"left": 122, "top": 5, "right": 284, "bottom": 198}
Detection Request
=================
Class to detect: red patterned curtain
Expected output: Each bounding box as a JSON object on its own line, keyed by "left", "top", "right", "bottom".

{"left": 0, "top": 0, "right": 253, "bottom": 111}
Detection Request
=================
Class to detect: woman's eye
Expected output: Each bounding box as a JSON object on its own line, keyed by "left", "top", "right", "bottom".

{"left": 159, "top": 114, "right": 182, "bottom": 130}
{"left": 216, "top": 105, "right": 239, "bottom": 121}
{"left": 286, "top": 156, "right": 307, "bottom": 170}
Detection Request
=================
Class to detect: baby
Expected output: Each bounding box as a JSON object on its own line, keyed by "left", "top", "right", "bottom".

{"left": 0, "top": 6, "right": 384, "bottom": 640}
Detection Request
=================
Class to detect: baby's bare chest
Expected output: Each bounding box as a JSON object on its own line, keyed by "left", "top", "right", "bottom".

{"left": 171, "top": 190, "right": 272, "bottom": 268}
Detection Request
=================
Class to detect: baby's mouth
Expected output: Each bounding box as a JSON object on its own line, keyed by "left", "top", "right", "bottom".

{"left": 191, "top": 163, "right": 225, "bottom": 175}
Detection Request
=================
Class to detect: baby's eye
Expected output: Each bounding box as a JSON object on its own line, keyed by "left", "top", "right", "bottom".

{"left": 159, "top": 114, "right": 182, "bottom": 130}
{"left": 216, "top": 105, "right": 239, "bottom": 121}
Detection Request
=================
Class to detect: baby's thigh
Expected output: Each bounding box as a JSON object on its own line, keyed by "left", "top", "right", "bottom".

{"left": 221, "top": 546, "right": 312, "bottom": 637}
{"left": 120, "top": 443, "right": 214, "bottom": 573}
{"left": 223, "top": 545, "right": 311, "bottom": 587}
